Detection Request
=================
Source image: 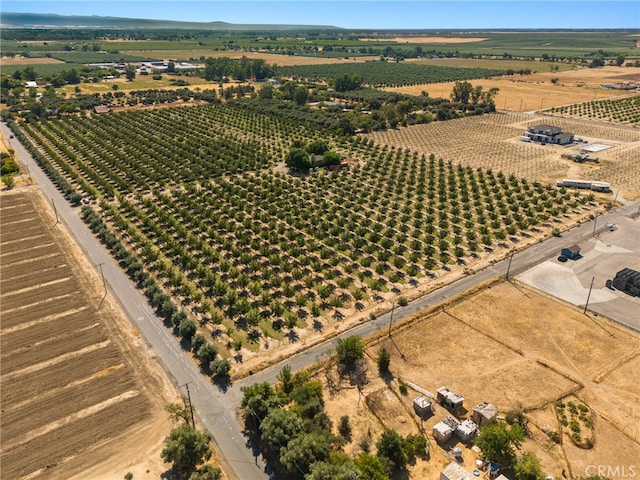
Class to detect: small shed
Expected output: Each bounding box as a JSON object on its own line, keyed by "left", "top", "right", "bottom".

{"left": 433, "top": 416, "right": 459, "bottom": 443}
{"left": 472, "top": 402, "right": 498, "bottom": 427}
{"left": 456, "top": 419, "right": 478, "bottom": 442}
{"left": 437, "top": 386, "right": 465, "bottom": 411}
{"left": 441, "top": 461, "right": 475, "bottom": 480}
{"left": 413, "top": 395, "right": 434, "bottom": 418}
{"left": 26, "top": 81, "right": 38, "bottom": 88}
{"left": 561, "top": 244, "right": 581, "bottom": 260}
{"left": 93, "top": 105, "right": 111, "bottom": 114}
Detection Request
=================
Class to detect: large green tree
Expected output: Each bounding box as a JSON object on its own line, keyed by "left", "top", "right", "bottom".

{"left": 161, "top": 423, "right": 212, "bottom": 475}
{"left": 260, "top": 408, "right": 303, "bottom": 456}
{"left": 335, "top": 335, "right": 364, "bottom": 371}
{"left": 280, "top": 431, "right": 333, "bottom": 476}
{"left": 475, "top": 422, "right": 524, "bottom": 468}
{"left": 514, "top": 451, "right": 545, "bottom": 480}
{"left": 124, "top": 63, "right": 136, "bottom": 81}
{"left": 375, "top": 428, "right": 407, "bottom": 472}
{"left": 354, "top": 453, "right": 388, "bottom": 480}
{"left": 285, "top": 147, "right": 313, "bottom": 170}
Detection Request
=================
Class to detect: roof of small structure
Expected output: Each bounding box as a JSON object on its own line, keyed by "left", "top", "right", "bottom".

{"left": 529, "top": 124, "right": 562, "bottom": 133}
{"left": 564, "top": 244, "right": 580, "bottom": 253}
{"left": 473, "top": 402, "right": 498, "bottom": 417}
{"left": 94, "top": 105, "right": 111, "bottom": 114}
{"left": 457, "top": 419, "right": 478, "bottom": 435}
{"left": 413, "top": 396, "right": 432, "bottom": 408}
{"left": 441, "top": 462, "right": 475, "bottom": 480}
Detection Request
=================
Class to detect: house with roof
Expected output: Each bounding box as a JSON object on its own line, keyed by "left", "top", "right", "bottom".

{"left": 524, "top": 124, "right": 574, "bottom": 145}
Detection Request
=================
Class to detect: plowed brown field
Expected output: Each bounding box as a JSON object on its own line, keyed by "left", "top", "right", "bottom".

{"left": 0, "top": 190, "right": 175, "bottom": 480}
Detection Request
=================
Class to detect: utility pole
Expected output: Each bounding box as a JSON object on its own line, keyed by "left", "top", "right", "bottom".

{"left": 505, "top": 251, "right": 515, "bottom": 280}
{"left": 96, "top": 262, "right": 106, "bottom": 294}
{"left": 182, "top": 382, "right": 195, "bottom": 428}
{"left": 584, "top": 277, "right": 595, "bottom": 314}
{"left": 592, "top": 210, "right": 598, "bottom": 236}
{"left": 388, "top": 301, "right": 395, "bottom": 337}
{"left": 25, "top": 165, "right": 32, "bottom": 184}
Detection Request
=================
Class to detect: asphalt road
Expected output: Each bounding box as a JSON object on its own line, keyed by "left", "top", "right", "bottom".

{"left": 4, "top": 121, "right": 638, "bottom": 479}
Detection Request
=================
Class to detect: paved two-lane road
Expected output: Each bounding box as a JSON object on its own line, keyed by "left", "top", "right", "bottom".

{"left": 4, "top": 122, "right": 637, "bottom": 479}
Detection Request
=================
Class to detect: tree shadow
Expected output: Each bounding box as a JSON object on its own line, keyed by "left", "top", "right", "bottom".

{"left": 332, "top": 310, "right": 344, "bottom": 321}
{"left": 213, "top": 375, "right": 231, "bottom": 393}
{"left": 313, "top": 319, "right": 323, "bottom": 331}
{"left": 286, "top": 330, "right": 299, "bottom": 342}
{"left": 355, "top": 301, "right": 365, "bottom": 311}
{"left": 160, "top": 467, "right": 183, "bottom": 480}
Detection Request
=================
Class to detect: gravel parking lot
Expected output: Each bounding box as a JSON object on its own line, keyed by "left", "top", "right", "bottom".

{"left": 517, "top": 214, "right": 640, "bottom": 331}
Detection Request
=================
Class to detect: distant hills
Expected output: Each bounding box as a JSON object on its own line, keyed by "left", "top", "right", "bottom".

{"left": 0, "top": 12, "right": 341, "bottom": 30}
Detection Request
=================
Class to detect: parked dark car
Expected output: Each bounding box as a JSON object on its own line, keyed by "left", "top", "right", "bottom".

{"left": 558, "top": 255, "right": 568, "bottom": 262}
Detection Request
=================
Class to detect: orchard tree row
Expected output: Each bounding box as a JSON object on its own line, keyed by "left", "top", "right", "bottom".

{"left": 546, "top": 95, "right": 640, "bottom": 126}
{"left": 276, "top": 62, "right": 506, "bottom": 88}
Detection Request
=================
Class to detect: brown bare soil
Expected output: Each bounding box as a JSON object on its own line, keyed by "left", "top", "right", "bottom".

{"left": 0, "top": 189, "right": 177, "bottom": 480}
{"left": 366, "top": 111, "right": 640, "bottom": 199}
{"left": 385, "top": 65, "right": 640, "bottom": 112}
{"left": 129, "top": 50, "right": 371, "bottom": 66}
{"left": 316, "top": 281, "right": 640, "bottom": 479}
{"left": 0, "top": 56, "right": 65, "bottom": 65}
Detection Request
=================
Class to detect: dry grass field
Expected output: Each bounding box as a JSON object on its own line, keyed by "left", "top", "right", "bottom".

{"left": 0, "top": 56, "right": 66, "bottom": 65}
{"left": 0, "top": 190, "right": 176, "bottom": 480}
{"left": 318, "top": 281, "right": 640, "bottom": 479}
{"left": 128, "top": 50, "right": 371, "bottom": 66}
{"left": 386, "top": 64, "right": 640, "bottom": 112}
{"left": 367, "top": 111, "right": 640, "bottom": 200}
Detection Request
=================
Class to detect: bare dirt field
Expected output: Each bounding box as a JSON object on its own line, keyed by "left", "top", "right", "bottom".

{"left": 129, "top": 49, "right": 371, "bottom": 66}
{"left": 317, "top": 281, "right": 640, "bottom": 479}
{"left": 386, "top": 65, "right": 640, "bottom": 112}
{"left": 0, "top": 189, "right": 177, "bottom": 480}
{"left": 367, "top": 111, "right": 640, "bottom": 200}
{"left": 0, "top": 56, "right": 65, "bottom": 65}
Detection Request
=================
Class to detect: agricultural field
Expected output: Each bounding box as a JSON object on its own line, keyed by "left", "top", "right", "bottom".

{"left": 386, "top": 65, "right": 640, "bottom": 112}
{"left": 545, "top": 94, "right": 640, "bottom": 126}
{"left": 367, "top": 111, "right": 640, "bottom": 199}
{"left": 0, "top": 190, "right": 175, "bottom": 480}
{"left": 10, "top": 102, "right": 601, "bottom": 377}
{"left": 276, "top": 62, "right": 506, "bottom": 87}
{"left": 316, "top": 281, "right": 640, "bottom": 479}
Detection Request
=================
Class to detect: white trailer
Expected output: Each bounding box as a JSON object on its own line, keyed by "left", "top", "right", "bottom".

{"left": 556, "top": 179, "right": 611, "bottom": 192}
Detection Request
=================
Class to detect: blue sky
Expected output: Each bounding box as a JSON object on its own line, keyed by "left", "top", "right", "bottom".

{"left": 2, "top": 1, "right": 639, "bottom": 29}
